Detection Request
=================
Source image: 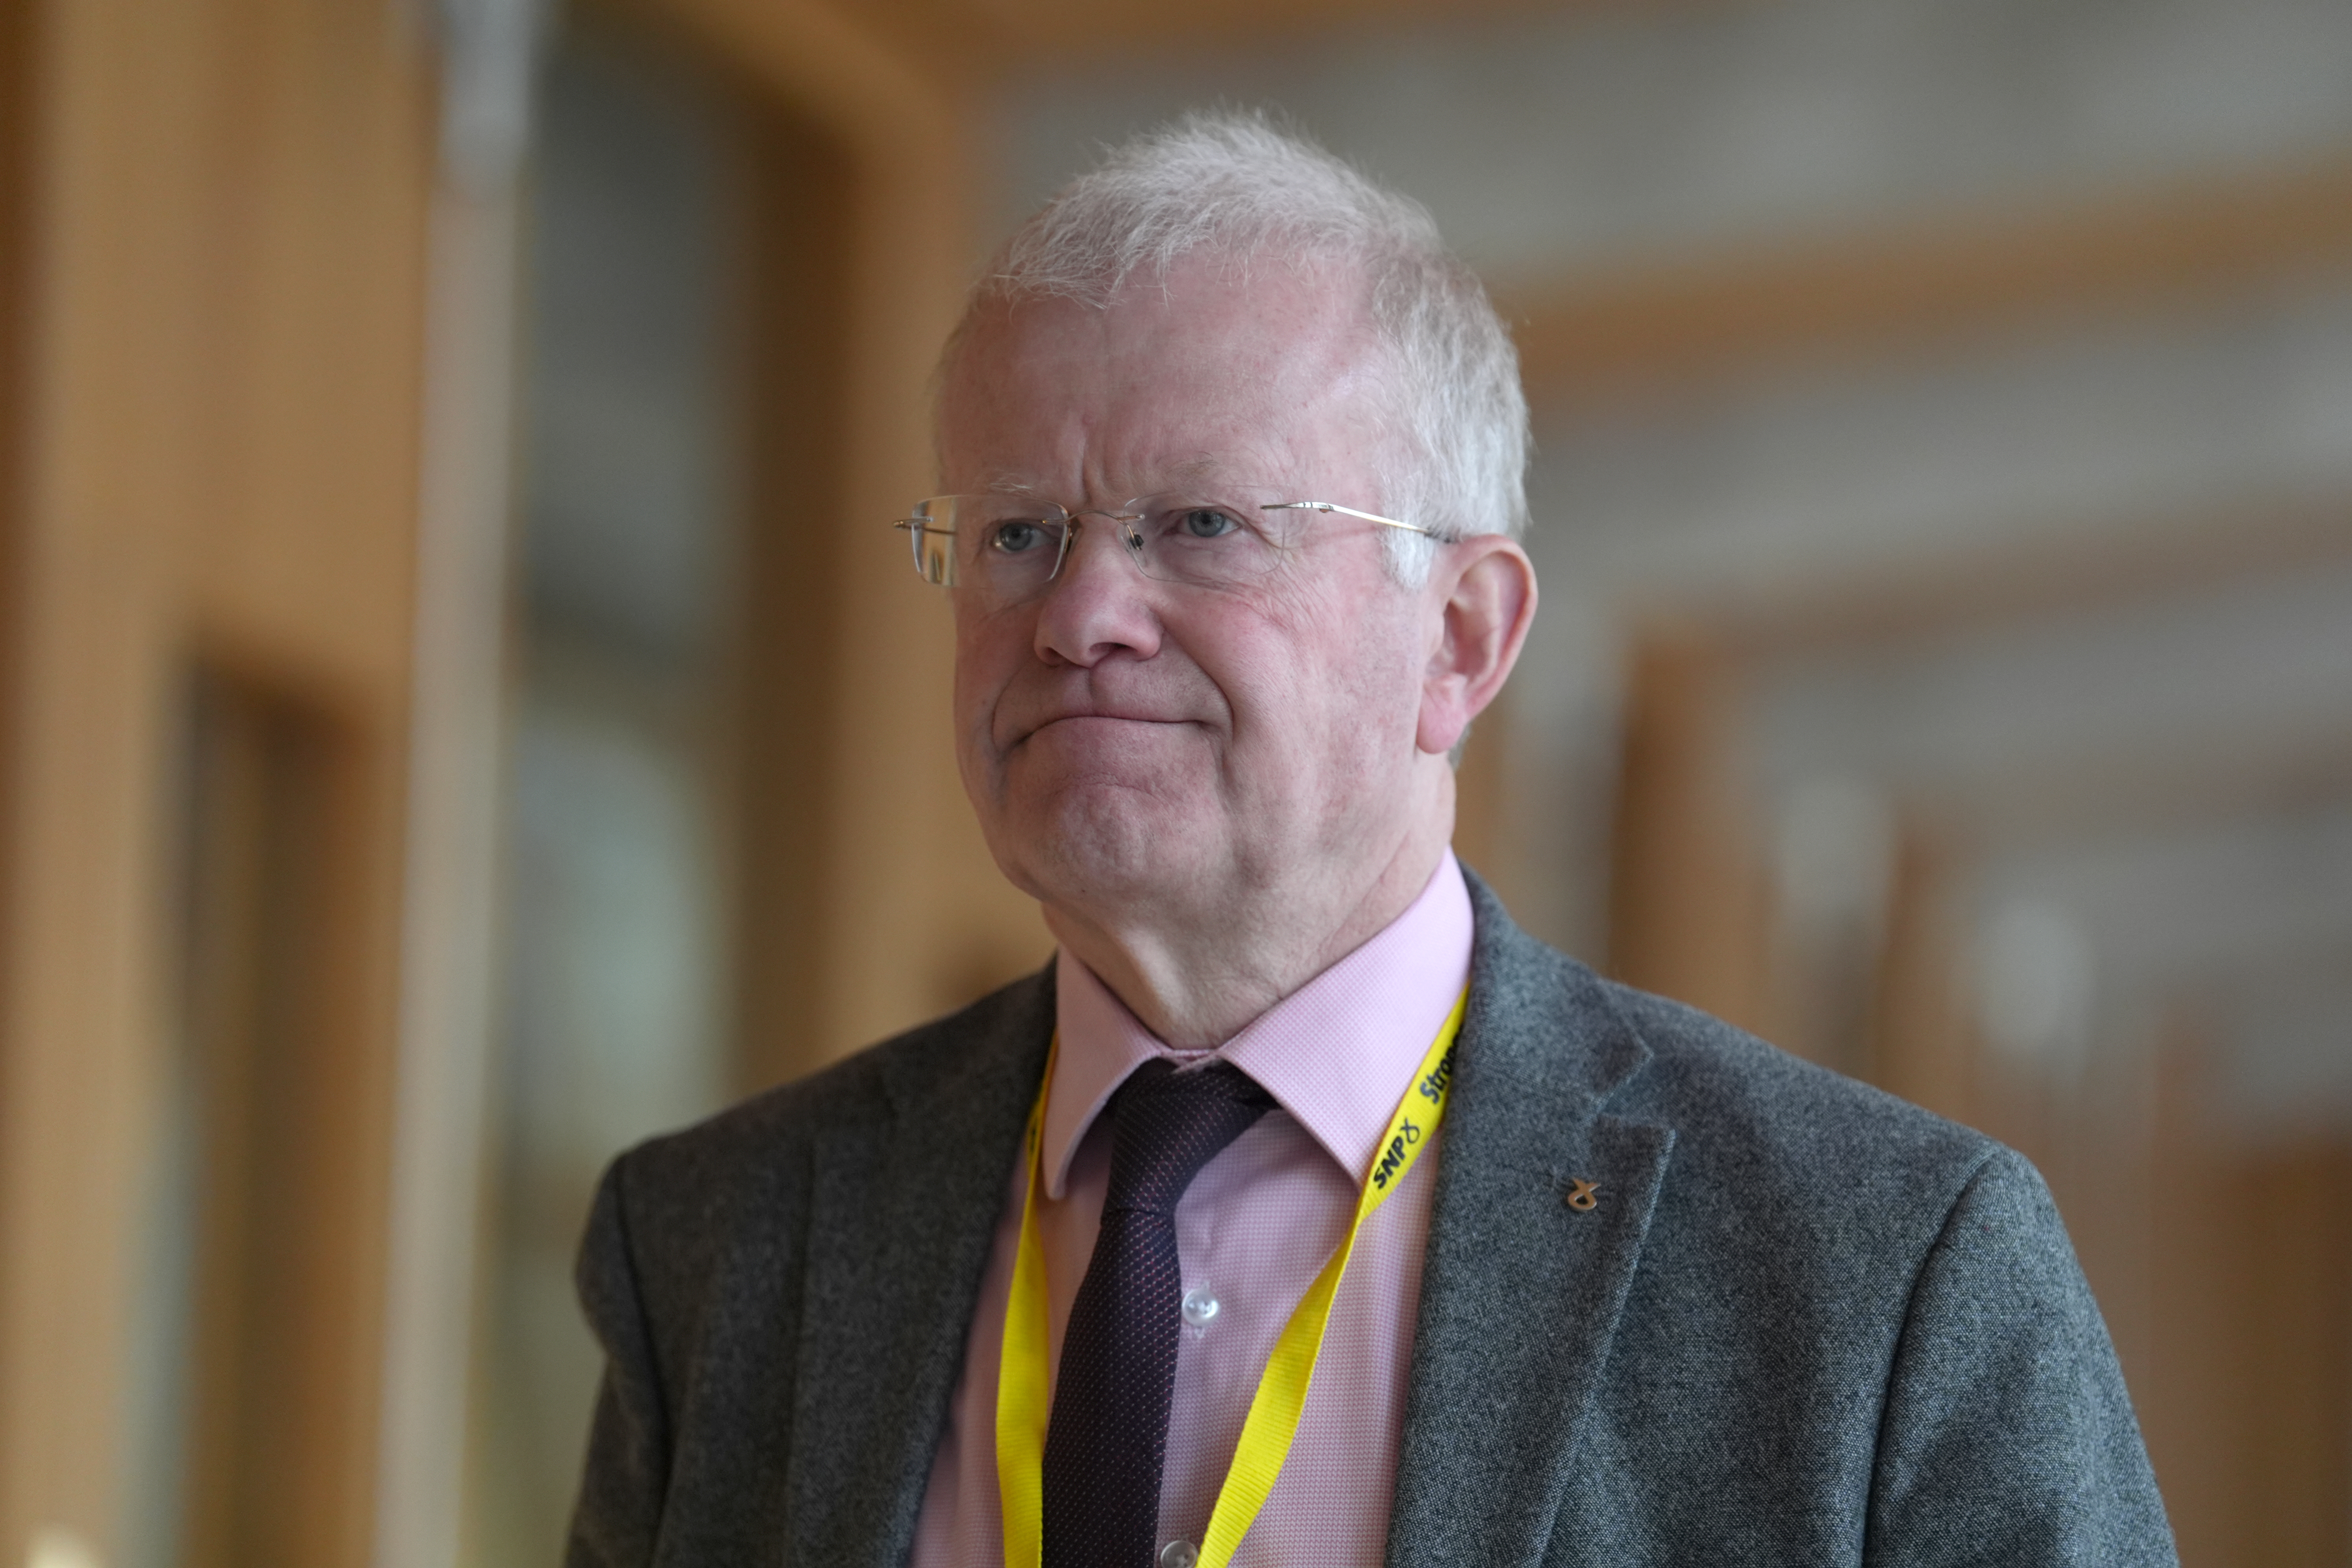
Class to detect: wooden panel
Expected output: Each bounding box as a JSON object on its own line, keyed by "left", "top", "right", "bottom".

{"left": 0, "top": 0, "right": 433, "bottom": 1558}
{"left": 1507, "top": 161, "right": 2352, "bottom": 415}
{"left": 873, "top": 0, "right": 1575, "bottom": 68}
{"left": 174, "top": 670, "right": 381, "bottom": 1568}
{"left": 2141, "top": 1041, "right": 2237, "bottom": 1568}
{"left": 1601, "top": 625, "right": 1773, "bottom": 1034}
{"left": 1864, "top": 822, "right": 1974, "bottom": 1126}
{"left": 1691, "top": 496, "right": 2352, "bottom": 665}
{"left": 727, "top": 83, "right": 857, "bottom": 1092}
{"left": 2146, "top": 1040, "right": 2352, "bottom": 1568}
{"left": 690, "top": 0, "right": 1604, "bottom": 78}
{"left": 640, "top": 0, "right": 1051, "bottom": 1068}
{"left": 2234, "top": 1140, "right": 2352, "bottom": 1566}
{"left": 188, "top": 0, "right": 436, "bottom": 693}
{"left": 0, "top": 0, "right": 37, "bottom": 1202}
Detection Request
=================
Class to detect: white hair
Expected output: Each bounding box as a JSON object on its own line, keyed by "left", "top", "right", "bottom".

{"left": 949, "top": 109, "right": 1529, "bottom": 583}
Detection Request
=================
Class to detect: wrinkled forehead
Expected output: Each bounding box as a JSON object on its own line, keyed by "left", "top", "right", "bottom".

{"left": 934, "top": 257, "right": 1403, "bottom": 496}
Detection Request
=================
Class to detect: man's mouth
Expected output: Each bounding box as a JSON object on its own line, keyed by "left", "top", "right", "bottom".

{"left": 1011, "top": 711, "right": 1194, "bottom": 751}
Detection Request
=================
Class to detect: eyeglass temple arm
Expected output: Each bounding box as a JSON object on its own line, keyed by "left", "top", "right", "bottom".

{"left": 1262, "top": 500, "right": 1434, "bottom": 537}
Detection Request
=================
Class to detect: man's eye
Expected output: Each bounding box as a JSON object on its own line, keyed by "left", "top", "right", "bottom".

{"left": 1176, "top": 508, "right": 1241, "bottom": 539}
{"left": 991, "top": 521, "right": 1049, "bottom": 554}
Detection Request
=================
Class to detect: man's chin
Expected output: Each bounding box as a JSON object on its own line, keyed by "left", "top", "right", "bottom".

{"left": 992, "top": 788, "right": 1215, "bottom": 905}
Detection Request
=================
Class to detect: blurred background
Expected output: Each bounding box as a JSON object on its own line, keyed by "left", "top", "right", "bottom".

{"left": 2, "top": 0, "right": 2349, "bottom": 1564}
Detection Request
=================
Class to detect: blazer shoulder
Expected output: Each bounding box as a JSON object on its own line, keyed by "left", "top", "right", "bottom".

{"left": 1463, "top": 867, "right": 1994, "bottom": 1199}
{"left": 1606, "top": 979, "right": 1987, "bottom": 1158}
{"left": 1585, "top": 975, "right": 2005, "bottom": 1251}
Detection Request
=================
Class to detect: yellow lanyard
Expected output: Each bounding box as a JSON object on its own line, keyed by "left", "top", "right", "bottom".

{"left": 995, "top": 987, "right": 1467, "bottom": 1568}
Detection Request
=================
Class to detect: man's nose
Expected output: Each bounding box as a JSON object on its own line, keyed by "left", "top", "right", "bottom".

{"left": 1031, "top": 517, "right": 1162, "bottom": 667}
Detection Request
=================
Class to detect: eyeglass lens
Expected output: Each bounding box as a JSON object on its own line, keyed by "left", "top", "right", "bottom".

{"left": 909, "top": 493, "right": 1314, "bottom": 601}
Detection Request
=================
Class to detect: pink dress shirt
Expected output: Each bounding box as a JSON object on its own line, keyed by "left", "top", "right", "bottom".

{"left": 911, "top": 853, "right": 1475, "bottom": 1568}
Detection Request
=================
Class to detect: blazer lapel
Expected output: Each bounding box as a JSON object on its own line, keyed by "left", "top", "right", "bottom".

{"left": 1386, "top": 880, "right": 1676, "bottom": 1568}
{"left": 784, "top": 973, "right": 1055, "bottom": 1566}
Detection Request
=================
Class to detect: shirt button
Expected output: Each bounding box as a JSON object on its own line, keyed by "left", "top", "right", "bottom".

{"left": 1180, "top": 1286, "right": 1220, "bottom": 1332}
{"left": 1159, "top": 1541, "right": 1200, "bottom": 1568}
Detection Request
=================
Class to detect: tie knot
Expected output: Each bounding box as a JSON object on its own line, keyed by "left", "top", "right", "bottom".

{"left": 1101, "top": 1060, "right": 1273, "bottom": 1218}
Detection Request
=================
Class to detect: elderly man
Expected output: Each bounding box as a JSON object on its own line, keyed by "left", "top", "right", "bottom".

{"left": 567, "top": 115, "right": 2173, "bottom": 1568}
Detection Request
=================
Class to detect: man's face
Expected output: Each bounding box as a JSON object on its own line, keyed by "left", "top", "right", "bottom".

{"left": 936, "top": 258, "right": 1439, "bottom": 931}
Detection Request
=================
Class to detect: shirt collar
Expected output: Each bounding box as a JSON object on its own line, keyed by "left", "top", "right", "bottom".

{"left": 1043, "top": 851, "right": 1474, "bottom": 1199}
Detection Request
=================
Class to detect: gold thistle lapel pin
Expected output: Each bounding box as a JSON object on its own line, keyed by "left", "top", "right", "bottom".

{"left": 1562, "top": 1177, "right": 1600, "bottom": 1212}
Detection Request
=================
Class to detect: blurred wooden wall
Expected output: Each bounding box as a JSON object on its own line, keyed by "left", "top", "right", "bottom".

{"left": 617, "top": 0, "right": 1049, "bottom": 1085}
{"left": 0, "top": 0, "right": 1047, "bottom": 1558}
{"left": 0, "top": 2, "right": 436, "bottom": 1562}
{"left": 1602, "top": 609, "right": 2352, "bottom": 1565}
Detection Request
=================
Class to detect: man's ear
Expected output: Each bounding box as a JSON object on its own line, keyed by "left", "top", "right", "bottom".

{"left": 1417, "top": 535, "right": 1538, "bottom": 757}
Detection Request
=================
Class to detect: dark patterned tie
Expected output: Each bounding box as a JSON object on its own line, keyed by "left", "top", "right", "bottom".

{"left": 1042, "top": 1059, "right": 1274, "bottom": 1568}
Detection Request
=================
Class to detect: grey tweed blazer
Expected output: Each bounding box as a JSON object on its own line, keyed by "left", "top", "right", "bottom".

{"left": 568, "top": 877, "right": 2176, "bottom": 1566}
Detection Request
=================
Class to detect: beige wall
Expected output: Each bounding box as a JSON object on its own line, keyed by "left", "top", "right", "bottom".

{"left": 637, "top": 0, "right": 1047, "bottom": 1078}
{"left": 0, "top": 0, "right": 436, "bottom": 1560}
{"left": 1599, "top": 585, "right": 2352, "bottom": 1566}
{"left": 0, "top": 0, "right": 1044, "bottom": 1555}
